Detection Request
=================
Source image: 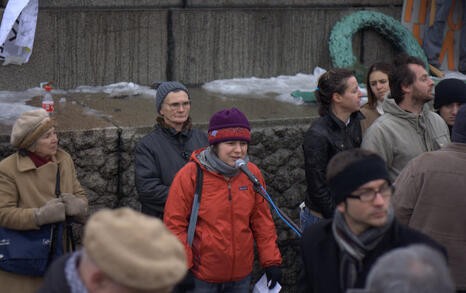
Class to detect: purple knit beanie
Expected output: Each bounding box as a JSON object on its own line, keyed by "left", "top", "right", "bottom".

{"left": 208, "top": 108, "right": 250, "bottom": 145}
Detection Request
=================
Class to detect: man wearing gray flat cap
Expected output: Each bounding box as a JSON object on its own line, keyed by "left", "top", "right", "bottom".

{"left": 134, "top": 81, "right": 208, "bottom": 219}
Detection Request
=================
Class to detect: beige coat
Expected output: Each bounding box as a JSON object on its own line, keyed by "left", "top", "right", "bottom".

{"left": 0, "top": 148, "right": 87, "bottom": 293}
{"left": 393, "top": 143, "right": 466, "bottom": 290}
{"left": 360, "top": 103, "right": 380, "bottom": 135}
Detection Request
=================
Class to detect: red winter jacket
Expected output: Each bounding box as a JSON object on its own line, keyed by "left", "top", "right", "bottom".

{"left": 164, "top": 149, "right": 282, "bottom": 283}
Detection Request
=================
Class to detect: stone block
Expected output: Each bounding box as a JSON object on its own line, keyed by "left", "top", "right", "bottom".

{"left": 352, "top": 7, "right": 403, "bottom": 67}
{"left": 171, "top": 7, "right": 402, "bottom": 85}
{"left": 187, "top": 0, "right": 403, "bottom": 7}
{"left": 0, "top": 10, "right": 168, "bottom": 90}
{"left": 38, "top": 1, "right": 182, "bottom": 8}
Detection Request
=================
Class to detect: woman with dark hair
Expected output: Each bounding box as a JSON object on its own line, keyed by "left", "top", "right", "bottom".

{"left": 0, "top": 109, "right": 87, "bottom": 292}
{"left": 360, "top": 62, "right": 393, "bottom": 133}
{"left": 301, "top": 68, "right": 364, "bottom": 230}
{"left": 164, "top": 108, "right": 282, "bottom": 293}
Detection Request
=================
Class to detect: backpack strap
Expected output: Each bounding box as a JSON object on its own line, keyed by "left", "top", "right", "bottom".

{"left": 187, "top": 162, "right": 203, "bottom": 247}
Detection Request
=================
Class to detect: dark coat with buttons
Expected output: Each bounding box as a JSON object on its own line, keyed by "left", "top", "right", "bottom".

{"left": 302, "top": 111, "right": 364, "bottom": 218}
{"left": 134, "top": 121, "right": 208, "bottom": 217}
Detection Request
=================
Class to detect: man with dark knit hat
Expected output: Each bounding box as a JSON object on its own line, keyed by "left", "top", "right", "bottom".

{"left": 36, "top": 207, "right": 187, "bottom": 293}
{"left": 134, "top": 81, "right": 208, "bottom": 219}
{"left": 434, "top": 78, "right": 466, "bottom": 136}
{"left": 393, "top": 104, "right": 466, "bottom": 293}
{"left": 298, "top": 148, "right": 445, "bottom": 293}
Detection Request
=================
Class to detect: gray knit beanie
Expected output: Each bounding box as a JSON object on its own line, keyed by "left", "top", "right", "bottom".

{"left": 155, "top": 81, "right": 190, "bottom": 114}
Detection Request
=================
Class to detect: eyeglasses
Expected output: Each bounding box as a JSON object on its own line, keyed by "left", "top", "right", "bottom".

{"left": 165, "top": 101, "right": 191, "bottom": 111}
{"left": 347, "top": 184, "right": 394, "bottom": 202}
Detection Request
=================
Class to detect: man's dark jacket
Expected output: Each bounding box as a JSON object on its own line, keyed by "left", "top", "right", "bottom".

{"left": 302, "top": 111, "right": 364, "bottom": 218}
{"left": 298, "top": 219, "right": 446, "bottom": 293}
{"left": 36, "top": 254, "right": 72, "bottom": 293}
{"left": 134, "top": 124, "right": 208, "bottom": 217}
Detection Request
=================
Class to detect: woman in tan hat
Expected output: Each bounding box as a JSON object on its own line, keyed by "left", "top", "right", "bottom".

{"left": 0, "top": 109, "right": 87, "bottom": 293}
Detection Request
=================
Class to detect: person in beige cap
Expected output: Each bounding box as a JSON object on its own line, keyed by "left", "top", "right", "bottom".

{"left": 36, "top": 207, "right": 187, "bottom": 293}
{"left": 0, "top": 109, "right": 87, "bottom": 293}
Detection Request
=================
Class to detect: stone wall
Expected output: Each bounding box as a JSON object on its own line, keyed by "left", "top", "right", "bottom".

{"left": 0, "top": 117, "right": 315, "bottom": 292}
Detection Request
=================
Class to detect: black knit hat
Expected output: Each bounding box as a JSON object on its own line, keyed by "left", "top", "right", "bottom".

{"left": 452, "top": 104, "right": 466, "bottom": 143}
{"left": 434, "top": 78, "right": 466, "bottom": 109}
{"left": 155, "top": 81, "right": 190, "bottom": 114}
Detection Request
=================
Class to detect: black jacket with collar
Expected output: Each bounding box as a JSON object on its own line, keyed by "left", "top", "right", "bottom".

{"left": 298, "top": 219, "right": 446, "bottom": 293}
{"left": 134, "top": 121, "right": 208, "bottom": 217}
{"left": 302, "top": 111, "right": 364, "bottom": 218}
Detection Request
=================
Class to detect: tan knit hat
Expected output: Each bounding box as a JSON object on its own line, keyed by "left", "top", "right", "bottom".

{"left": 83, "top": 208, "right": 187, "bottom": 292}
{"left": 10, "top": 109, "right": 55, "bottom": 149}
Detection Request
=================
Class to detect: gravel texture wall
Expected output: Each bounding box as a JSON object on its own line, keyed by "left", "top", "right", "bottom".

{"left": 0, "top": 117, "right": 316, "bottom": 291}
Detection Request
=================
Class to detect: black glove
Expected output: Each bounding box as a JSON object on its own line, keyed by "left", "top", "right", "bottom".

{"left": 173, "top": 270, "right": 195, "bottom": 292}
{"left": 265, "top": 265, "right": 282, "bottom": 289}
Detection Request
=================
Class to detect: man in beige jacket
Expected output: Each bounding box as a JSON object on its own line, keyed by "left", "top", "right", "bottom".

{"left": 362, "top": 54, "right": 450, "bottom": 181}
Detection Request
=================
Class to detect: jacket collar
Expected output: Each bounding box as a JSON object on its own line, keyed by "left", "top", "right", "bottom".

{"left": 328, "top": 110, "right": 364, "bottom": 129}
{"left": 156, "top": 116, "right": 192, "bottom": 137}
{"left": 16, "top": 148, "right": 64, "bottom": 172}
{"left": 382, "top": 98, "right": 431, "bottom": 120}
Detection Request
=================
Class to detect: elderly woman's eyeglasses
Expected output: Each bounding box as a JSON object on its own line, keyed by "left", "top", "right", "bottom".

{"left": 165, "top": 101, "right": 191, "bottom": 111}
{"left": 347, "top": 184, "right": 394, "bottom": 202}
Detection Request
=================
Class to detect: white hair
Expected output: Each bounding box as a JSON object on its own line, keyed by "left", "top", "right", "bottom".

{"left": 363, "top": 244, "right": 455, "bottom": 293}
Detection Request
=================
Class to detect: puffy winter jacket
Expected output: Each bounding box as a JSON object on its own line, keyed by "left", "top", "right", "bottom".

{"left": 302, "top": 111, "right": 363, "bottom": 218}
{"left": 163, "top": 149, "right": 282, "bottom": 283}
{"left": 134, "top": 121, "right": 208, "bottom": 217}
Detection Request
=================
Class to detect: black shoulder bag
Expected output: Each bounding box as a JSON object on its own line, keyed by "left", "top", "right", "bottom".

{"left": 0, "top": 167, "right": 65, "bottom": 276}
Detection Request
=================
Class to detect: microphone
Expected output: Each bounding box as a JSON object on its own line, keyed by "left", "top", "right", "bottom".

{"left": 235, "top": 159, "right": 260, "bottom": 186}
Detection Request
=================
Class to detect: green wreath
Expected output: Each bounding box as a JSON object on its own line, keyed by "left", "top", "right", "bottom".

{"left": 329, "top": 11, "right": 428, "bottom": 72}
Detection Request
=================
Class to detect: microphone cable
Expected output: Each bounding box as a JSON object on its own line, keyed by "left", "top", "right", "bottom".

{"left": 259, "top": 185, "right": 302, "bottom": 238}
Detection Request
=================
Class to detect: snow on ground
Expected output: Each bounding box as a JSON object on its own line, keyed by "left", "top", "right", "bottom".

{"left": 202, "top": 67, "right": 328, "bottom": 104}
{"left": 1, "top": 69, "right": 465, "bottom": 125}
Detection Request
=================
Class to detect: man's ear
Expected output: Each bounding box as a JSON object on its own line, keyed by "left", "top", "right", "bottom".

{"left": 88, "top": 270, "right": 107, "bottom": 291}
{"left": 336, "top": 201, "right": 346, "bottom": 214}
{"left": 401, "top": 82, "right": 411, "bottom": 95}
